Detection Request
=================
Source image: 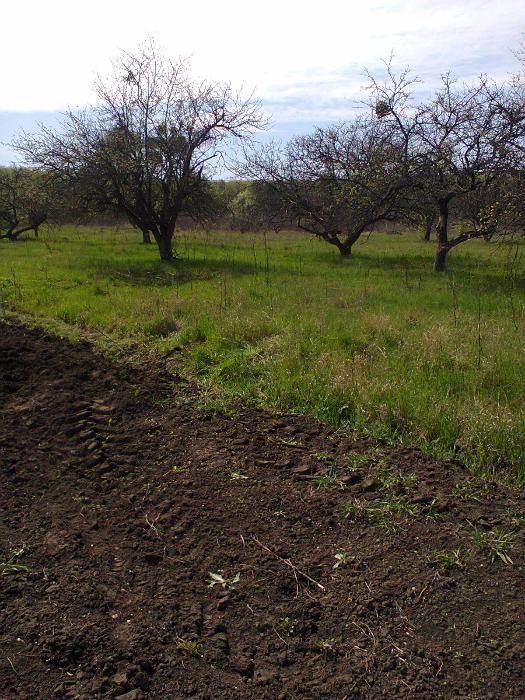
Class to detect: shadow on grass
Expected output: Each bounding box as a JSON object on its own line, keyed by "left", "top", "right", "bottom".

{"left": 0, "top": 236, "right": 40, "bottom": 245}
{"left": 32, "top": 225, "right": 523, "bottom": 294}
{"left": 87, "top": 254, "right": 262, "bottom": 288}
{"left": 309, "top": 243, "right": 524, "bottom": 293}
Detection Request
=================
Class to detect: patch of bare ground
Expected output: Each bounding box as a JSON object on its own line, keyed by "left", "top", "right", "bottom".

{"left": 0, "top": 320, "right": 523, "bottom": 699}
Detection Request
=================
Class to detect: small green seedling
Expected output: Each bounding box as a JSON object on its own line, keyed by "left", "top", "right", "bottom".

{"left": 176, "top": 638, "right": 204, "bottom": 657}
{"left": 229, "top": 472, "right": 249, "bottom": 481}
{"left": 340, "top": 494, "right": 418, "bottom": 534}
{"left": 278, "top": 617, "right": 297, "bottom": 636}
{"left": 315, "top": 469, "right": 342, "bottom": 489}
{"left": 0, "top": 562, "right": 30, "bottom": 576}
{"left": 275, "top": 436, "right": 301, "bottom": 447}
{"left": 340, "top": 499, "right": 366, "bottom": 519}
{"left": 317, "top": 638, "right": 339, "bottom": 653}
{"left": 208, "top": 571, "right": 241, "bottom": 589}
{"left": 333, "top": 552, "right": 352, "bottom": 569}
{"left": 451, "top": 481, "right": 487, "bottom": 501}
{"left": 431, "top": 548, "right": 464, "bottom": 571}
{"left": 378, "top": 494, "right": 420, "bottom": 517}
{"left": 346, "top": 453, "right": 370, "bottom": 471}
{"left": 471, "top": 526, "right": 515, "bottom": 564}
{"left": 374, "top": 517, "right": 400, "bottom": 535}
{"left": 0, "top": 547, "right": 30, "bottom": 576}
{"left": 377, "top": 469, "right": 417, "bottom": 490}
{"left": 347, "top": 446, "right": 384, "bottom": 469}
{"left": 314, "top": 452, "right": 333, "bottom": 462}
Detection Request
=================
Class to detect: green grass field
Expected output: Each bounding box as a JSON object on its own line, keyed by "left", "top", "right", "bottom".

{"left": 1, "top": 225, "right": 524, "bottom": 483}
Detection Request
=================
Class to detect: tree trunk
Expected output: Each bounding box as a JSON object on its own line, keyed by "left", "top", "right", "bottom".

{"left": 434, "top": 200, "right": 450, "bottom": 272}
{"left": 6, "top": 223, "right": 40, "bottom": 240}
{"left": 422, "top": 213, "right": 435, "bottom": 241}
{"left": 141, "top": 227, "right": 151, "bottom": 244}
{"left": 156, "top": 234, "right": 174, "bottom": 261}
{"left": 338, "top": 231, "right": 363, "bottom": 257}
{"left": 434, "top": 246, "right": 450, "bottom": 272}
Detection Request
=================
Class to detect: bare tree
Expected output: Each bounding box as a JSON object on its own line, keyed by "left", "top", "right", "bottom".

{"left": 416, "top": 76, "right": 525, "bottom": 270}
{"left": 367, "top": 63, "right": 525, "bottom": 270}
{"left": 14, "top": 40, "right": 265, "bottom": 260}
{"left": 241, "top": 116, "right": 409, "bottom": 256}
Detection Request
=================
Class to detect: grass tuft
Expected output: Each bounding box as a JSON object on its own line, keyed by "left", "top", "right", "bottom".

{"left": 471, "top": 526, "right": 516, "bottom": 564}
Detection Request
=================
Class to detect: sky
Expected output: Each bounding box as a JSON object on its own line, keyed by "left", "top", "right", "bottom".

{"left": 1, "top": 0, "right": 524, "bottom": 164}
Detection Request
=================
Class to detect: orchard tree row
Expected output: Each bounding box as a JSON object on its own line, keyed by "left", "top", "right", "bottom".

{"left": 241, "top": 61, "right": 525, "bottom": 271}
{"left": 3, "top": 40, "right": 525, "bottom": 271}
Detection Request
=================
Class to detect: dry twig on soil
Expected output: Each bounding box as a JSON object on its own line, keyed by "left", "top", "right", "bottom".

{"left": 251, "top": 535, "right": 326, "bottom": 591}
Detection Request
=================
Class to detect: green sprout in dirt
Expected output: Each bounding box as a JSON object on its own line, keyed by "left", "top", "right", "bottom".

{"left": 208, "top": 571, "right": 241, "bottom": 589}
{"left": 315, "top": 469, "right": 343, "bottom": 490}
{"left": 377, "top": 468, "right": 417, "bottom": 491}
{"left": 277, "top": 617, "right": 297, "bottom": 636}
{"left": 72, "top": 494, "right": 106, "bottom": 515}
{"left": 316, "top": 638, "right": 341, "bottom": 654}
{"left": 314, "top": 452, "right": 334, "bottom": 463}
{"left": 430, "top": 548, "right": 465, "bottom": 571}
{"left": 176, "top": 638, "right": 204, "bottom": 658}
{"left": 0, "top": 561, "right": 30, "bottom": 576}
{"left": 275, "top": 436, "right": 302, "bottom": 447}
{"left": 340, "top": 494, "right": 419, "bottom": 534}
{"left": 229, "top": 472, "right": 249, "bottom": 481}
{"left": 346, "top": 454, "right": 367, "bottom": 472}
{"left": 378, "top": 494, "right": 420, "bottom": 517}
{"left": 471, "top": 526, "right": 516, "bottom": 564}
{"left": 0, "top": 547, "right": 30, "bottom": 576}
{"left": 373, "top": 517, "right": 400, "bottom": 535}
{"left": 346, "top": 448, "right": 383, "bottom": 471}
{"left": 340, "top": 499, "right": 367, "bottom": 519}
{"left": 451, "top": 480, "right": 488, "bottom": 501}
{"left": 333, "top": 552, "right": 352, "bottom": 569}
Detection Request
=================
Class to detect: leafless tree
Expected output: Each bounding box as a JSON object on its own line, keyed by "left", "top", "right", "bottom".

{"left": 240, "top": 115, "right": 409, "bottom": 256}
{"left": 417, "top": 76, "right": 525, "bottom": 270}
{"left": 14, "top": 40, "right": 265, "bottom": 260}
{"left": 367, "top": 62, "right": 525, "bottom": 270}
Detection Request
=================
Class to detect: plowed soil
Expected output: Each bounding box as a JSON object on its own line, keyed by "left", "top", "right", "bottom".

{"left": 0, "top": 320, "right": 524, "bottom": 699}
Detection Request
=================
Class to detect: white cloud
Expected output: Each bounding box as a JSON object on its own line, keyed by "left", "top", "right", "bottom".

{"left": 0, "top": 0, "right": 523, "bottom": 158}
{"left": 1, "top": 0, "right": 523, "bottom": 109}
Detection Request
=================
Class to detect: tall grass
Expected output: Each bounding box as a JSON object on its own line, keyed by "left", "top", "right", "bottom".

{"left": 1, "top": 224, "right": 524, "bottom": 483}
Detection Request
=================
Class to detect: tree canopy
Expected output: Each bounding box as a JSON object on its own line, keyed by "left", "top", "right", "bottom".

{"left": 241, "top": 116, "right": 409, "bottom": 256}
{"left": 15, "top": 41, "right": 266, "bottom": 260}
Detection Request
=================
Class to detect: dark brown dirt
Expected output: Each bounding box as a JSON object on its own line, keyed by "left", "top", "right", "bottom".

{"left": 0, "top": 320, "right": 524, "bottom": 699}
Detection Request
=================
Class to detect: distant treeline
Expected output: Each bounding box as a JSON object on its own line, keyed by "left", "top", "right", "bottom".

{"left": 2, "top": 171, "right": 523, "bottom": 238}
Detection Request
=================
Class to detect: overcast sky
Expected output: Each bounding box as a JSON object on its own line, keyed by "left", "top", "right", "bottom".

{"left": 1, "top": 0, "right": 524, "bottom": 163}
